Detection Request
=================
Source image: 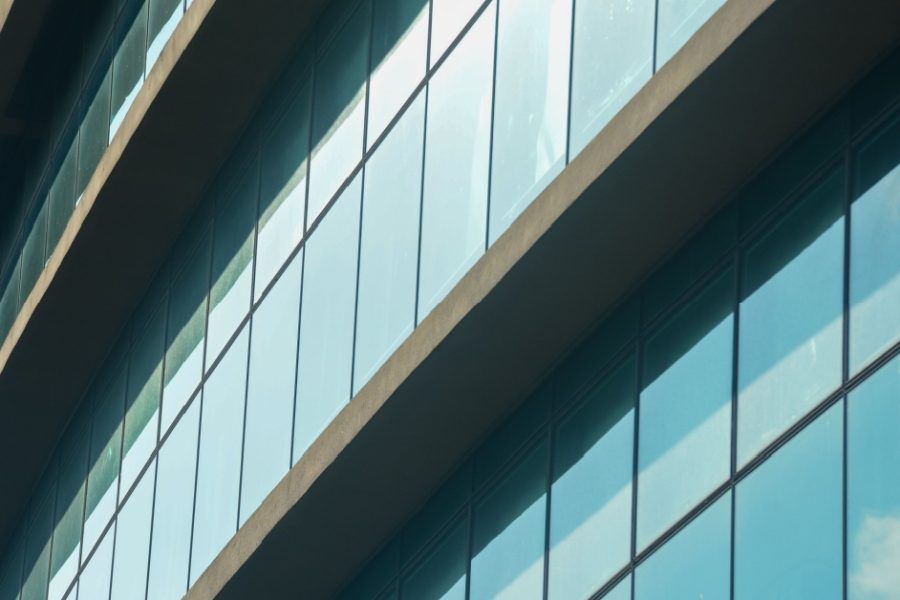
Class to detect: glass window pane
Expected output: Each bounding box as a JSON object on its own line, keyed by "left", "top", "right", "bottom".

{"left": 738, "top": 170, "right": 844, "bottom": 466}
{"left": 191, "top": 326, "right": 248, "bottom": 585}
{"left": 400, "top": 518, "right": 468, "bottom": 600}
{"left": 418, "top": 4, "right": 494, "bottom": 321}
{"left": 207, "top": 162, "right": 257, "bottom": 364}
{"left": 76, "top": 525, "right": 114, "bottom": 600}
{"left": 78, "top": 69, "right": 111, "bottom": 199}
{"left": 489, "top": 0, "right": 570, "bottom": 244}
{"left": 638, "top": 270, "right": 733, "bottom": 549}
{"left": 848, "top": 354, "right": 900, "bottom": 599}
{"left": 0, "top": 535, "right": 24, "bottom": 600}
{"left": 162, "top": 232, "right": 210, "bottom": 434}
{"left": 341, "top": 540, "right": 400, "bottom": 600}
{"left": 110, "top": 4, "right": 148, "bottom": 141}
{"left": 47, "top": 140, "right": 78, "bottom": 256}
{"left": 294, "top": 176, "right": 360, "bottom": 461}
{"left": 20, "top": 207, "right": 47, "bottom": 305}
{"left": 241, "top": 252, "right": 302, "bottom": 523}
{"left": 48, "top": 415, "right": 89, "bottom": 600}
{"left": 656, "top": 0, "right": 724, "bottom": 67}
{"left": 257, "top": 80, "right": 310, "bottom": 300}
{"left": 850, "top": 118, "right": 900, "bottom": 374}
{"left": 122, "top": 300, "right": 165, "bottom": 494}
{"left": 110, "top": 465, "right": 154, "bottom": 600}
{"left": 83, "top": 366, "right": 126, "bottom": 560}
{"left": 354, "top": 92, "right": 424, "bottom": 393}
{"left": 569, "top": 0, "right": 654, "bottom": 158}
{"left": 734, "top": 401, "right": 843, "bottom": 599}
{"left": 549, "top": 358, "right": 634, "bottom": 600}
{"left": 430, "top": 0, "right": 482, "bottom": 62}
{"left": 147, "top": 0, "right": 183, "bottom": 70}
{"left": 147, "top": 401, "right": 199, "bottom": 600}
{"left": 22, "top": 488, "right": 54, "bottom": 600}
{"left": 600, "top": 575, "right": 630, "bottom": 600}
{"left": 471, "top": 440, "right": 548, "bottom": 600}
{"left": 308, "top": 1, "right": 370, "bottom": 225}
{"left": 368, "top": 0, "right": 428, "bottom": 146}
{"left": 635, "top": 491, "right": 731, "bottom": 600}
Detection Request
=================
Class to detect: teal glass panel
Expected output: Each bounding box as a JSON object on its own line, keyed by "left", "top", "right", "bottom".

{"left": 738, "top": 170, "right": 844, "bottom": 466}
{"left": 147, "top": 401, "right": 199, "bottom": 600}
{"left": 110, "top": 3, "right": 148, "bottom": 141}
{"left": 308, "top": 1, "right": 370, "bottom": 225}
{"left": 207, "top": 161, "right": 257, "bottom": 364}
{"left": 430, "top": 0, "right": 482, "bottom": 62}
{"left": 257, "top": 80, "right": 310, "bottom": 300}
{"left": 294, "top": 176, "right": 360, "bottom": 461}
{"left": 110, "top": 465, "right": 154, "bottom": 600}
{"left": 400, "top": 518, "right": 468, "bottom": 600}
{"left": 489, "top": 0, "right": 570, "bottom": 244}
{"left": 21, "top": 489, "right": 54, "bottom": 600}
{"left": 0, "top": 269, "right": 18, "bottom": 343}
{"left": 418, "top": 4, "right": 494, "bottom": 322}
{"left": 548, "top": 358, "right": 634, "bottom": 600}
{"left": 734, "top": 401, "right": 843, "bottom": 599}
{"left": 121, "top": 299, "right": 165, "bottom": 494}
{"left": 470, "top": 440, "right": 548, "bottom": 600}
{"left": 77, "top": 69, "right": 111, "bottom": 199}
{"left": 569, "top": 0, "right": 654, "bottom": 158}
{"left": 20, "top": 207, "right": 47, "bottom": 305}
{"left": 241, "top": 252, "right": 302, "bottom": 523}
{"left": 638, "top": 270, "right": 733, "bottom": 550}
{"left": 162, "top": 231, "right": 210, "bottom": 434}
{"left": 0, "top": 535, "right": 23, "bottom": 600}
{"left": 848, "top": 355, "right": 900, "bottom": 599}
{"left": 656, "top": 0, "right": 725, "bottom": 67}
{"left": 341, "top": 540, "right": 400, "bottom": 600}
{"left": 601, "top": 575, "right": 631, "bottom": 600}
{"left": 354, "top": 92, "right": 424, "bottom": 393}
{"left": 191, "top": 326, "right": 248, "bottom": 585}
{"left": 635, "top": 492, "right": 731, "bottom": 600}
{"left": 48, "top": 415, "right": 88, "bottom": 600}
{"left": 400, "top": 464, "right": 472, "bottom": 565}
{"left": 47, "top": 140, "right": 78, "bottom": 255}
{"left": 76, "top": 525, "right": 113, "bottom": 600}
{"left": 368, "top": 0, "right": 429, "bottom": 147}
{"left": 83, "top": 365, "right": 126, "bottom": 560}
{"left": 850, "top": 118, "right": 900, "bottom": 374}
{"left": 147, "top": 0, "right": 183, "bottom": 69}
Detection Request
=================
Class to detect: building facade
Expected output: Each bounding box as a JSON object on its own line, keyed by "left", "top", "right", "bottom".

{"left": 0, "top": 0, "right": 898, "bottom": 598}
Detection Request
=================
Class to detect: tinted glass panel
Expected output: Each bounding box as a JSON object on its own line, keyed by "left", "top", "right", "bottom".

{"left": 848, "top": 355, "right": 900, "bottom": 600}
{"left": 354, "top": 92, "right": 424, "bottom": 393}
{"left": 110, "top": 466, "right": 154, "bottom": 600}
{"left": 76, "top": 526, "right": 113, "bottom": 600}
{"left": 294, "top": 176, "right": 360, "bottom": 461}
{"left": 738, "top": 170, "right": 844, "bottom": 465}
{"left": 400, "top": 519, "right": 468, "bottom": 600}
{"left": 638, "top": 270, "right": 733, "bottom": 549}
{"left": 308, "top": 2, "right": 369, "bottom": 225}
{"left": 850, "top": 119, "right": 900, "bottom": 374}
{"left": 48, "top": 418, "right": 88, "bottom": 600}
{"left": 548, "top": 358, "right": 634, "bottom": 600}
{"left": 430, "top": 0, "right": 482, "bottom": 62}
{"left": 241, "top": 252, "right": 302, "bottom": 522}
{"left": 21, "top": 491, "right": 53, "bottom": 600}
{"left": 471, "top": 440, "right": 548, "bottom": 600}
{"left": 0, "top": 538, "right": 23, "bottom": 600}
{"left": 147, "top": 0, "right": 183, "bottom": 69}
{"left": 418, "top": 5, "right": 494, "bottom": 321}
{"left": 77, "top": 69, "right": 111, "bottom": 198}
{"left": 734, "top": 401, "right": 843, "bottom": 599}
{"left": 110, "top": 4, "right": 147, "bottom": 141}
{"left": 656, "top": 0, "right": 725, "bottom": 67}
{"left": 489, "top": 0, "right": 570, "bottom": 244}
{"left": 570, "top": 0, "right": 654, "bottom": 158}
{"left": 20, "top": 207, "right": 47, "bottom": 306}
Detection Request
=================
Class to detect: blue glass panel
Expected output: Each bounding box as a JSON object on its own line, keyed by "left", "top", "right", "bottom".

{"left": 76, "top": 525, "right": 114, "bottom": 600}
{"left": 734, "top": 401, "right": 843, "bottom": 599}
{"left": 656, "top": 0, "right": 725, "bottom": 67}
{"left": 147, "top": 402, "right": 199, "bottom": 600}
{"left": 635, "top": 492, "right": 731, "bottom": 600}
{"left": 294, "top": 176, "right": 360, "bottom": 462}
{"left": 241, "top": 252, "right": 302, "bottom": 523}
{"left": 600, "top": 575, "right": 631, "bottom": 600}
{"left": 147, "top": 0, "right": 183, "bottom": 70}
{"left": 110, "top": 465, "right": 154, "bottom": 600}
{"left": 110, "top": 4, "right": 148, "bottom": 142}
{"left": 850, "top": 118, "right": 900, "bottom": 374}
{"left": 848, "top": 355, "right": 900, "bottom": 599}
{"left": 569, "top": 0, "right": 654, "bottom": 158}
{"left": 78, "top": 70, "right": 111, "bottom": 199}
{"left": 738, "top": 170, "right": 844, "bottom": 466}
{"left": 638, "top": 270, "right": 733, "bottom": 549}
{"left": 20, "top": 207, "right": 47, "bottom": 306}
{"left": 430, "top": 0, "right": 482, "bottom": 62}
{"left": 471, "top": 440, "right": 548, "bottom": 600}
{"left": 548, "top": 358, "right": 634, "bottom": 600}
{"left": 489, "top": 0, "right": 570, "bottom": 244}
{"left": 354, "top": 92, "right": 424, "bottom": 393}
{"left": 191, "top": 326, "right": 248, "bottom": 584}
{"left": 21, "top": 488, "right": 53, "bottom": 600}
{"left": 308, "top": 1, "right": 369, "bottom": 225}
{"left": 418, "top": 4, "right": 494, "bottom": 321}
{"left": 401, "top": 518, "right": 468, "bottom": 600}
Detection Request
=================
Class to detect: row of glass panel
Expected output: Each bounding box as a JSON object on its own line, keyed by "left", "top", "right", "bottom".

{"left": 0, "top": 0, "right": 192, "bottom": 347}
{"left": 342, "top": 353, "right": 900, "bottom": 600}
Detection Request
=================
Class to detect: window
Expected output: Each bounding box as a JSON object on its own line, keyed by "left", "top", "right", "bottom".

{"left": 21, "top": 487, "right": 53, "bottom": 600}
{"left": 77, "top": 70, "right": 111, "bottom": 199}
{"left": 656, "top": 0, "right": 725, "bottom": 67}
{"left": 110, "top": 465, "right": 154, "bottom": 600}
{"left": 147, "top": 0, "right": 183, "bottom": 69}
{"left": 48, "top": 416, "right": 88, "bottom": 600}
{"left": 110, "top": 3, "right": 148, "bottom": 141}
{"left": 400, "top": 518, "right": 468, "bottom": 600}
{"left": 430, "top": 0, "right": 482, "bottom": 62}
{"left": 20, "top": 206, "right": 47, "bottom": 305}
{"left": 76, "top": 526, "right": 114, "bottom": 600}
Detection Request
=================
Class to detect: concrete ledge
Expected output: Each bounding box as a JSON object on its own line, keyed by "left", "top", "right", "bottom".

{"left": 0, "top": 0, "right": 332, "bottom": 548}
{"left": 189, "top": 0, "right": 900, "bottom": 598}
